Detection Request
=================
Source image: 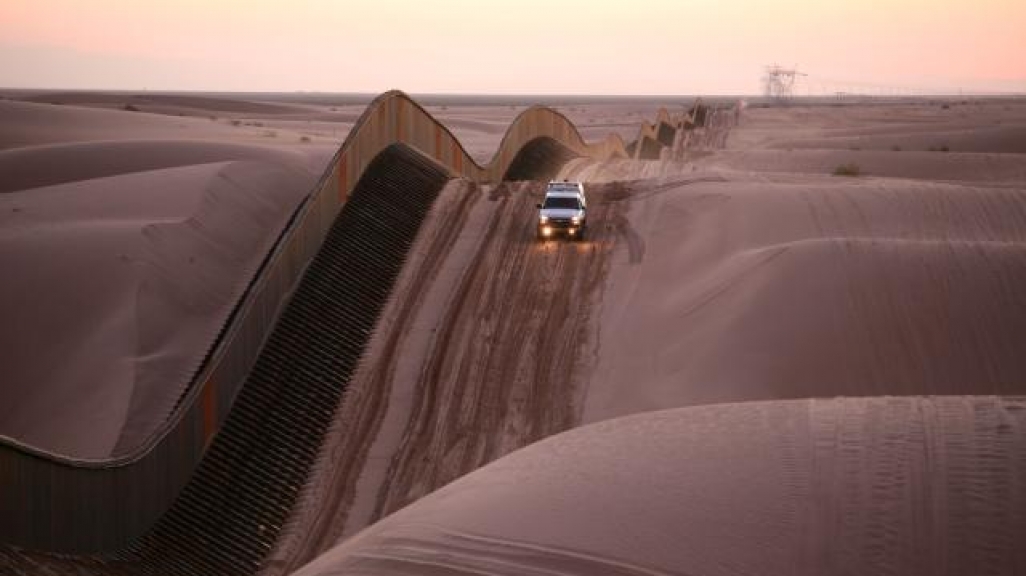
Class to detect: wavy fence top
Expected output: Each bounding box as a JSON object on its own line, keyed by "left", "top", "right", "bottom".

{"left": 0, "top": 90, "right": 705, "bottom": 552}
{"left": 0, "top": 91, "right": 634, "bottom": 464}
{"left": 333, "top": 90, "right": 632, "bottom": 191}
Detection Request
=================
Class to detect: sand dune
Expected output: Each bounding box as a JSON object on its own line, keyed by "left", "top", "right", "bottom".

{"left": 0, "top": 139, "right": 322, "bottom": 193}
{"left": 0, "top": 93, "right": 674, "bottom": 460}
{"left": 582, "top": 103, "right": 1026, "bottom": 423}
{"left": 271, "top": 98, "right": 1026, "bottom": 576}
{"left": 0, "top": 97, "right": 336, "bottom": 458}
{"left": 293, "top": 396, "right": 1026, "bottom": 576}
{"left": 0, "top": 100, "right": 347, "bottom": 153}
{"left": 697, "top": 149, "right": 1026, "bottom": 182}
{"left": 728, "top": 100, "right": 1026, "bottom": 153}
{"left": 767, "top": 125, "right": 1026, "bottom": 153}
{"left": 1, "top": 100, "right": 240, "bottom": 149}
{"left": 2, "top": 93, "right": 1025, "bottom": 573}
{"left": 0, "top": 159, "right": 317, "bottom": 457}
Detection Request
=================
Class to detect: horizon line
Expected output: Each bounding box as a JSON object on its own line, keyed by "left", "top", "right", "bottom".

{"left": 3, "top": 86, "right": 1026, "bottom": 99}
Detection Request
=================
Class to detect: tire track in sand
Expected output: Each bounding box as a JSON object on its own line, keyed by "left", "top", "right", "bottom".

{"left": 261, "top": 179, "right": 483, "bottom": 575}
{"left": 370, "top": 180, "right": 623, "bottom": 520}
{"left": 266, "top": 178, "right": 627, "bottom": 573}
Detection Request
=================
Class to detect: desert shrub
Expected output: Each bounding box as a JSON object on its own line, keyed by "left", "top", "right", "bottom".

{"left": 833, "top": 163, "right": 861, "bottom": 177}
{"left": 928, "top": 144, "right": 950, "bottom": 152}
{"left": 941, "top": 103, "right": 950, "bottom": 110}
{"left": 299, "top": 135, "right": 311, "bottom": 143}
{"left": 263, "top": 130, "right": 277, "bottom": 138}
{"left": 123, "top": 103, "right": 140, "bottom": 112}
{"left": 230, "top": 119, "right": 242, "bottom": 126}
{"left": 891, "top": 145, "right": 902, "bottom": 151}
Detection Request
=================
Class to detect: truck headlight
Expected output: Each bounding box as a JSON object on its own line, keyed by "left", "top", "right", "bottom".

{"left": 540, "top": 216, "right": 549, "bottom": 224}
{"left": 571, "top": 216, "right": 581, "bottom": 224}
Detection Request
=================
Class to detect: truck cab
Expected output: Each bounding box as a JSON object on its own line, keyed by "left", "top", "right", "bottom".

{"left": 537, "top": 181, "right": 587, "bottom": 241}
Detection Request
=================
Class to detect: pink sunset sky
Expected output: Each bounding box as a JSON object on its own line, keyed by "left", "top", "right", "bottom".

{"left": 2, "top": 0, "right": 1024, "bottom": 95}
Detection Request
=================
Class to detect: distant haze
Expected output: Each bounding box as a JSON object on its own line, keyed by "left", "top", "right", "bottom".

{"left": 2, "top": 0, "right": 1024, "bottom": 95}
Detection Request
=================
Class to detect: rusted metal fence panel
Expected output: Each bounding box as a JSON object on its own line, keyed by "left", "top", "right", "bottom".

{"left": 0, "top": 90, "right": 691, "bottom": 553}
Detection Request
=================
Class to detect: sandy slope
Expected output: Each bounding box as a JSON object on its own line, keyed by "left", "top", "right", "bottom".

{"left": 286, "top": 98, "right": 1026, "bottom": 576}
{"left": 0, "top": 139, "right": 329, "bottom": 193}
{"left": 264, "top": 178, "right": 628, "bottom": 574}
{"left": 0, "top": 92, "right": 674, "bottom": 459}
{"left": 4, "top": 92, "right": 1025, "bottom": 572}
{"left": 0, "top": 98, "right": 333, "bottom": 458}
{"left": 578, "top": 100, "right": 1026, "bottom": 423}
{"left": 728, "top": 100, "right": 1026, "bottom": 152}
{"left": 0, "top": 100, "right": 345, "bottom": 151}
{"left": 293, "top": 397, "right": 1026, "bottom": 576}
{"left": 0, "top": 158, "right": 317, "bottom": 457}
{"left": 698, "top": 149, "right": 1026, "bottom": 183}
{"left": 582, "top": 176, "right": 1026, "bottom": 422}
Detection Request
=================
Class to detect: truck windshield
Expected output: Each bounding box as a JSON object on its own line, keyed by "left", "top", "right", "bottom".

{"left": 542, "top": 197, "right": 582, "bottom": 210}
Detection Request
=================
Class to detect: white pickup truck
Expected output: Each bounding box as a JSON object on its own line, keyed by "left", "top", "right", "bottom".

{"left": 536, "top": 181, "right": 587, "bottom": 241}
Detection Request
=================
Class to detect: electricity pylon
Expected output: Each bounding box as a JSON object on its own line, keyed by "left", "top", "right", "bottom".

{"left": 763, "top": 65, "right": 807, "bottom": 100}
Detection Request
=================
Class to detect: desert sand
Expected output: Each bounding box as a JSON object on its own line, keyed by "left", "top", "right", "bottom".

{"left": 0, "top": 92, "right": 679, "bottom": 459}
{"left": 293, "top": 396, "right": 1026, "bottom": 576}
{"left": 276, "top": 97, "right": 1026, "bottom": 576}
{"left": 3, "top": 92, "right": 1025, "bottom": 575}
{"left": 576, "top": 99, "right": 1026, "bottom": 422}
{"left": 0, "top": 94, "right": 340, "bottom": 457}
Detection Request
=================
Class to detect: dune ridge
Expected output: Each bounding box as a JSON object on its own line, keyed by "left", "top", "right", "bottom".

{"left": 293, "top": 396, "right": 1026, "bottom": 576}
{"left": 286, "top": 98, "right": 1026, "bottom": 576}
{"left": 0, "top": 90, "right": 715, "bottom": 554}
{"left": 0, "top": 159, "right": 317, "bottom": 457}
{"left": 0, "top": 139, "right": 319, "bottom": 193}
{"left": 583, "top": 167, "right": 1026, "bottom": 421}
{"left": 0, "top": 90, "right": 705, "bottom": 460}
